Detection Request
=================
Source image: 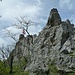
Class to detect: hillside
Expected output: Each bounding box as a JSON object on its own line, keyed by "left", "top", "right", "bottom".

{"left": 8, "top": 8, "right": 75, "bottom": 75}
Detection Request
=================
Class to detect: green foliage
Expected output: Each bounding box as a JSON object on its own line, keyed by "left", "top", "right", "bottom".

{"left": 13, "top": 56, "right": 28, "bottom": 71}
{"left": 68, "top": 53, "right": 75, "bottom": 56}
{"left": 24, "top": 71, "right": 29, "bottom": 75}
{"left": 0, "top": 60, "right": 10, "bottom": 75}
{"left": 67, "top": 72, "right": 75, "bottom": 75}
{"left": 9, "top": 71, "right": 29, "bottom": 75}
{"left": 68, "top": 52, "right": 75, "bottom": 56}
{"left": 36, "top": 70, "right": 43, "bottom": 75}
{"left": 61, "top": 71, "right": 75, "bottom": 75}
{"left": 48, "top": 63, "right": 59, "bottom": 75}
{"left": 0, "top": 56, "right": 30, "bottom": 75}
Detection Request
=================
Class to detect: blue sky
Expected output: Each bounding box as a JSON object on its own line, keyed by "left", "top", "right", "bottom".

{"left": 0, "top": 0, "right": 75, "bottom": 46}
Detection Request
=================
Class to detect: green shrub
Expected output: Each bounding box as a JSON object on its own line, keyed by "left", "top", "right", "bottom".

{"left": 10, "top": 71, "right": 29, "bottom": 75}
{"left": 48, "top": 63, "right": 59, "bottom": 75}
{"left": 0, "top": 60, "right": 10, "bottom": 75}
{"left": 0, "top": 59, "right": 30, "bottom": 75}
{"left": 67, "top": 73, "right": 75, "bottom": 75}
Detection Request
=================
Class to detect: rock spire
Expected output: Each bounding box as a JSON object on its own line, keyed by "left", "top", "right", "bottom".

{"left": 47, "top": 8, "right": 61, "bottom": 26}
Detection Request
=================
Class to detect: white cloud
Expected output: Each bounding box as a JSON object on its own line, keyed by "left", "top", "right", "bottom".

{"left": 0, "top": 0, "right": 75, "bottom": 49}
{"left": 59, "top": 0, "right": 73, "bottom": 10}
{"left": 0, "top": 38, "right": 7, "bottom": 46}
{"left": 0, "top": 23, "right": 43, "bottom": 46}
{"left": 40, "top": 18, "right": 47, "bottom": 23}
{"left": 0, "top": 0, "right": 45, "bottom": 46}
{"left": 70, "top": 15, "right": 75, "bottom": 25}
{"left": 0, "top": 0, "right": 42, "bottom": 22}
{"left": 28, "top": 25, "right": 42, "bottom": 35}
{"left": 6, "top": 26, "right": 22, "bottom": 34}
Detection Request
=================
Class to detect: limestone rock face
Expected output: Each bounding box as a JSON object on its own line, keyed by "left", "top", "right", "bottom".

{"left": 12, "top": 8, "right": 75, "bottom": 75}
{"left": 47, "top": 8, "right": 61, "bottom": 26}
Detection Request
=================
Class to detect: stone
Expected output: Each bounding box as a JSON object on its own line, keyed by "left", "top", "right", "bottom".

{"left": 47, "top": 8, "right": 61, "bottom": 26}
{"left": 11, "top": 8, "right": 75, "bottom": 74}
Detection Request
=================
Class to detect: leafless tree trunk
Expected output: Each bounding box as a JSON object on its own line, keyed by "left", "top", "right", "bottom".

{"left": 9, "top": 52, "right": 13, "bottom": 74}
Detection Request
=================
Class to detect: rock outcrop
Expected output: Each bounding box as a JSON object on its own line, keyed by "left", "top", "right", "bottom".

{"left": 12, "top": 8, "right": 75, "bottom": 75}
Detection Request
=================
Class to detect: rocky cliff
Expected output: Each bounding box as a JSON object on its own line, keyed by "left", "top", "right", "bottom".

{"left": 12, "top": 8, "right": 75, "bottom": 75}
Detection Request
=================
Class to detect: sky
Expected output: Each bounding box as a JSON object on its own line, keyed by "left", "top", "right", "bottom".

{"left": 0, "top": 0, "right": 75, "bottom": 47}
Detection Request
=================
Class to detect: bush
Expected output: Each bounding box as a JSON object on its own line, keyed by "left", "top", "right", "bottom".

{"left": 48, "top": 63, "right": 59, "bottom": 75}
{"left": 0, "top": 60, "right": 10, "bottom": 75}
{"left": 67, "top": 73, "right": 75, "bottom": 75}
{"left": 0, "top": 59, "right": 30, "bottom": 75}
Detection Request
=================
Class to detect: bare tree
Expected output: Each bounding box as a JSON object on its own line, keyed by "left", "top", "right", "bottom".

{"left": 1, "top": 16, "right": 38, "bottom": 74}
{"left": 4, "top": 28, "right": 18, "bottom": 41}
{"left": 0, "top": 44, "right": 12, "bottom": 71}
{"left": 0, "top": 44, "right": 10, "bottom": 60}
{"left": 14, "top": 16, "right": 38, "bottom": 35}
{"left": 4, "top": 16, "right": 38, "bottom": 41}
{"left": 0, "top": 44, "right": 15, "bottom": 74}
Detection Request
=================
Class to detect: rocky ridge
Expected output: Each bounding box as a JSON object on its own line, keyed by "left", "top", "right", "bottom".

{"left": 12, "top": 8, "right": 75, "bottom": 75}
